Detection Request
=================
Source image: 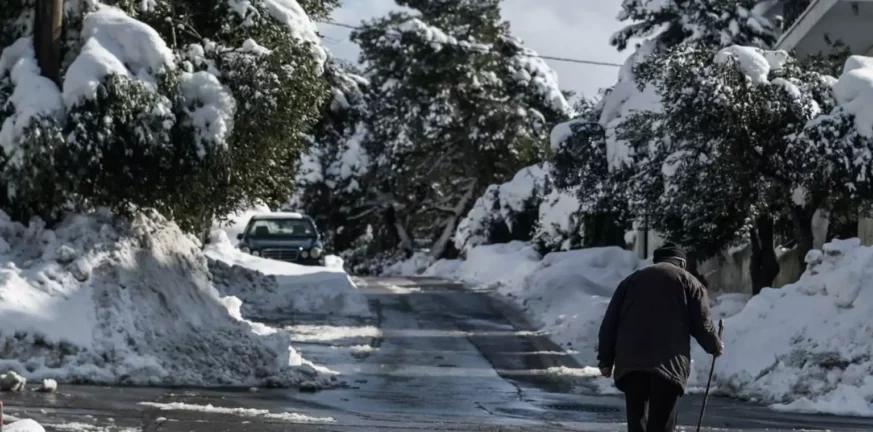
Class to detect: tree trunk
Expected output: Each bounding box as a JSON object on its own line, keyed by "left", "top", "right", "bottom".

{"left": 430, "top": 214, "right": 459, "bottom": 260}
{"left": 394, "top": 219, "right": 414, "bottom": 257}
{"left": 583, "top": 212, "right": 627, "bottom": 248}
{"left": 34, "top": 0, "right": 64, "bottom": 84}
{"left": 791, "top": 205, "right": 815, "bottom": 268}
{"left": 429, "top": 181, "right": 478, "bottom": 260}
{"left": 749, "top": 215, "right": 779, "bottom": 295}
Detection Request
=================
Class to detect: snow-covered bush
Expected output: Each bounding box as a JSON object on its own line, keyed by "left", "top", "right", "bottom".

{"left": 532, "top": 187, "right": 586, "bottom": 253}
{"left": 0, "top": 38, "right": 68, "bottom": 222}
{"left": 0, "top": 0, "right": 330, "bottom": 234}
{"left": 455, "top": 164, "right": 549, "bottom": 255}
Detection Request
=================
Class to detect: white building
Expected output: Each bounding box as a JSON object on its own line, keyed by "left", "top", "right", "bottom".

{"left": 775, "top": 0, "right": 873, "bottom": 56}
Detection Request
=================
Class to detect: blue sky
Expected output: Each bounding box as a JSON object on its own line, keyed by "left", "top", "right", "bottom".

{"left": 316, "top": 0, "right": 631, "bottom": 99}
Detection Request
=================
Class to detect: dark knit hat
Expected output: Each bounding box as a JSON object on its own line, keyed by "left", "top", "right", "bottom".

{"left": 653, "top": 242, "right": 687, "bottom": 263}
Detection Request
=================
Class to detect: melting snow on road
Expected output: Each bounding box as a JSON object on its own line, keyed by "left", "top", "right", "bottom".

{"left": 139, "top": 402, "right": 335, "bottom": 423}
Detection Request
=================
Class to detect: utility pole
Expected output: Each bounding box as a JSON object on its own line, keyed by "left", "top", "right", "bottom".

{"left": 34, "top": 0, "right": 64, "bottom": 84}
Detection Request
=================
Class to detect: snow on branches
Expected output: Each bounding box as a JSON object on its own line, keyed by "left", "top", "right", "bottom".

{"left": 352, "top": 0, "right": 571, "bottom": 259}
{"left": 0, "top": 0, "right": 330, "bottom": 229}
{"left": 611, "top": 0, "right": 777, "bottom": 51}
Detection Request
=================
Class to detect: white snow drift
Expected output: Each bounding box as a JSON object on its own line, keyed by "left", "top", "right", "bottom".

{"left": 432, "top": 235, "right": 873, "bottom": 416}
{"left": 207, "top": 230, "right": 371, "bottom": 319}
{"left": 0, "top": 210, "right": 336, "bottom": 387}
{"left": 427, "top": 243, "right": 641, "bottom": 364}
{"left": 689, "top": 238, "right": 873, "bottom": 416}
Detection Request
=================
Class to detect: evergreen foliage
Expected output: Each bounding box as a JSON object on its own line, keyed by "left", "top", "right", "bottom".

{"left": 350, "top": 0, "right": 571, "bottom": 259}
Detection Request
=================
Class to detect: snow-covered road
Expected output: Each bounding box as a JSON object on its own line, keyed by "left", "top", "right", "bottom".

{"left": 3, "top": 277, "right": 873, "bottom": 431}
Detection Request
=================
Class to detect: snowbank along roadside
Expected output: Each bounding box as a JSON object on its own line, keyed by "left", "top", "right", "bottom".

{"left": 0, "top": 209, "right": 338, "bottom": 388}
{"left": 419, "top": 238, "right": 873, "bottom": 416}
{"left": 206, "top": 230, "right": 371, "bottom": 319}
{"left": 208, "top": 207, "right": 370, "bottom": 319}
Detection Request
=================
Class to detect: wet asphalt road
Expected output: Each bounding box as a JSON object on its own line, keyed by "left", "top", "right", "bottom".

{"left": 4, "top": 277, "right": 873, "bottom": 431}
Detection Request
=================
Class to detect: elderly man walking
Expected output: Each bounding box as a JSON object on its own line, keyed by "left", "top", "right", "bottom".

{"left": 597, "top": 243, "right": 724, "bottom": 432}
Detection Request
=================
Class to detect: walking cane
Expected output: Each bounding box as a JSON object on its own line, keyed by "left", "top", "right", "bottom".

{"left": 696, "top": 319, "right": 725, "bottom": 432}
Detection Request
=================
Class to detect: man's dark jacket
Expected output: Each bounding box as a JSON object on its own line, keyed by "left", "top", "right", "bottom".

{"left": 597, "top": 262, "right": 723, "bottom": 394}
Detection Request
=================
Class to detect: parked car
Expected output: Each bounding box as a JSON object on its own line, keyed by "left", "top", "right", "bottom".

{"left": 235, "top": 212, "right": 326, "bottom": 266}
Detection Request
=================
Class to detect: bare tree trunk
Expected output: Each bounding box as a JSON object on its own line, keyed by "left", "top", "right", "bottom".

{"left": 34, "top": 0, "right": 64, "bottom": 84}
{"left": 429, "top": 181, "right": 477, "bottom": 260}
{"left": 394, "top": 219, "right": 414, "bottom": 256}
{"left": 750, "top": 215, "right": 779, "bottom": 295}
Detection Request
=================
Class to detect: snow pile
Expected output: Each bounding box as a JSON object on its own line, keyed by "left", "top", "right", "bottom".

{"left": 38, "top": 378, "right": 58, "bottom": 393}
{"left": 0, "top": 370, "right": 26, "bottom": 391}
{"left": 64, "top": 5, "right": 175, "bottom": 107}
{"left": 833, "top": 55, "right": 873, "bottom": 138}
{"left": 495, "top": 247, "right": 643, "bottom": 363}
{"left": 5, "top": 420, "right": 45, "bottom": 432}
{"left": 689, "top": 238, "right": 873, "bottom": 415}
{"left": 426, "top": 241, "right": 542, "bottom": 291}
{"left": 0, "top": 38, "right": 64, "bottom": 167}
{"left": 455, "top": 164, "right": 549, "bottom": 253}
{"left": 0, "top": 210, "right": 336, "bottom": 387}
{"left": 206, "top": 230, "right": 371, "bottom": 319}
{"left": 381, "top": 251, "right": 435, "bottom": 277}
{"left": 426, "top": 243, "right": 641, "bottom": 362}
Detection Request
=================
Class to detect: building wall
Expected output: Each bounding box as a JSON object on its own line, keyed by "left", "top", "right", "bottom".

{"left": 697, "top": 245, "right": 803, "bottom": 294}
{"left": 631, "top": 213, "right": 826, "bottom": 294}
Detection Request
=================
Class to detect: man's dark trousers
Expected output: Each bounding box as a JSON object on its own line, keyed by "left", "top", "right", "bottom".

{"left": 620, "top": 371, "right": 682, "bottom": 432}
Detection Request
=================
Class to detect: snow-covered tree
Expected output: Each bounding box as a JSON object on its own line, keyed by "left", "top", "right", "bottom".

{"left": 544, "top": 0, "right": 779, "bottom": 264}
{"left": 789, "top": 56, "right": 873, "bottom": 241}
{"left": 290, "top": 59, "right": 372, "bottom": 253}
{"left": 548, "top": 98, "right": 633, "bottom": 251}
{"left": 610, "top": 0, "right": 777, "bottom": 51}
{"left": 352, "top": 0, "right": 572, "bottom": 260}
{"left": 626, "top": 45, "right": 834, "bottom": 292}
{"left": 454, "top": 163, "right": 549, "bottom": 255}
{"left": 0, "top": 0, "right": 331, "bottom": 234}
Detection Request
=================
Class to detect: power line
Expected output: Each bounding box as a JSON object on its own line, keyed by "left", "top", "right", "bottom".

{"left": 318, "top": 20, "right": 623, "bottom": 68}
